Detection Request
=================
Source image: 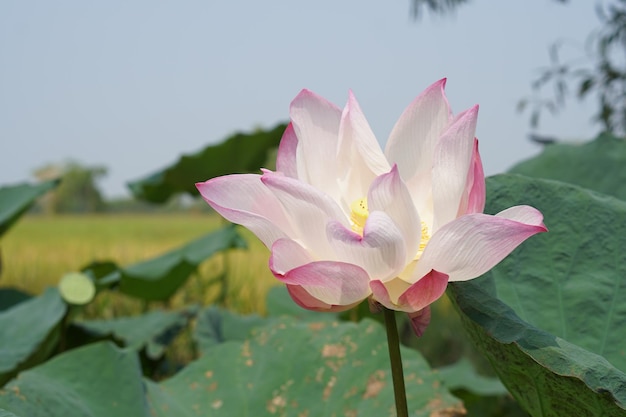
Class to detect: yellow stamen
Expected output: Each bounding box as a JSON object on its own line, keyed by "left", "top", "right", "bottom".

{"left": 349, "top": 198, "right": 369, "bottom": 235}
{"left": 416, "top": 221, "right": 430, "bottom": 260}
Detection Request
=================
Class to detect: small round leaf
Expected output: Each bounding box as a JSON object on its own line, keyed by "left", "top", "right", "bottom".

{"left": 58, "top": 272, "right": 96, "bottom": 305}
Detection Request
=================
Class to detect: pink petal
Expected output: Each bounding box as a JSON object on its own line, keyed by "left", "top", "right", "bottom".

{"left": 414, "top": 207, "right": 548, "bottom": 282}
{"left": 431, "top": 105, "right": 479, "bottom": 231}
{"left": 336, "top": 91, "right": 390, "bottom": 202}
{"left": 384, "top": 79, "right": 453, "bottom": 182}
{"left": 289, "top": 89, "right": 342, "bottom": 200}
{"left": 272, "top": 260, "right": 371, "bottom": 307}
{"left": 327, "top": 211, "right": 407, "bottom": 282}
{"left": 286, "top": 285, "right": 361, "bottom": 312}
{"left": 370, "top": 270, "right": 449, "bottom": 312}
{"left": 269, "top": 238, "right": 314, "bottom": 274}
{"left": 407, "top": 307, "right": 432, "bottom": 337}
{"left": 276, "top": 123, "right": 299, "bottom": 178}
{"left": 195, "top": 174, "right": 293, "bottom": 248}
{"left": 368, "top": 166, "right": 421, "bottom": 265}
{"left": 261, "top": 171, "right": 347, "bottom": 259}
{"left": 461, "top": 138, "right": 486, "bottom": 215}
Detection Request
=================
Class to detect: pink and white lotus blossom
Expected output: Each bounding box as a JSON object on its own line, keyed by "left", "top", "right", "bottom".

{"left": 196, "top": 79, "right": 547, "bottom": 335}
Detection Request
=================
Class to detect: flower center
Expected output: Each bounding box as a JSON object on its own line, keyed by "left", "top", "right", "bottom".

{"left": 349, "top": 197, "right": 431, "bottom": 258}
{"left": 349, "top": 198, "right": 369, "bottom": 235}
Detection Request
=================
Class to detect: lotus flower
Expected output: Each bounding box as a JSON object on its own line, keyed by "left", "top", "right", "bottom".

{"left": 196, "top": 79, "right": 547, "bottom": 335}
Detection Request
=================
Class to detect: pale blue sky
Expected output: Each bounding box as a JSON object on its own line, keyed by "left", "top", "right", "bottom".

{"left": 0, "top": 1, "right": 603, "bottom": 198}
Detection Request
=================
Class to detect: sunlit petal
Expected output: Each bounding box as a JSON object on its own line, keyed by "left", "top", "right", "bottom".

{"left": 414, "top": 207, "right": 547, "bottom": 282}
{"left": 196, "top": 174, "right": 292, "bottom": 248}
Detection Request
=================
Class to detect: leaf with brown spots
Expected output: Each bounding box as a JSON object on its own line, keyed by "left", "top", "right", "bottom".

{"left": 146, "top": 317, "right": 463, "bottom": 416}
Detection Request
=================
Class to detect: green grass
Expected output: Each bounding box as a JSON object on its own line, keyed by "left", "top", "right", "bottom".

{"left": 1, "top": 213, "right": 278, "bottom": 317}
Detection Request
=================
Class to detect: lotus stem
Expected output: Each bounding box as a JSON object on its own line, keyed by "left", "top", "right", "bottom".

{"left": 383, "top": 307, "right": 409, "bottom": 417}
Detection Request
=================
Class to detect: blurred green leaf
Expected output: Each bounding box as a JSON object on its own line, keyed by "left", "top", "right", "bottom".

{"left": 0, "top": 289, "right": 31, "bottom": 312}
{"left": 436, "top": 358, "right": 507, "bottom": 396}
{"left": 0, "top": 288, "right": 66, "bottom": 386}
{"left": 0, "top": 342, "right": 149, "bottom": 417}
{"left": 84, "top": 224, "right": 247, "bottom": 301}
{"left": 449, "top": 174, "right": 626, "bottom": 416}
{"left": 128, "top": 123, "right": 288, "bottom": 203}
{"left": 510, "top": 133, "right": 626, "bottom": 201}
{"left": 0, "top": 180, "right": 59, "bottom": 238}
{"left": 80, "top": 261, "right": 118, "bottom": 285}
{"left": 0, "top": 409, "right": 20, "bottom": 417}
{"left": 148, "top": 317, "right": 464, "bottom": 416}
{"left": 76, "top": 307, "right": 196, "bottom": 359}
{"left": 193, "top": 306, "right": 267, "bottom": 354}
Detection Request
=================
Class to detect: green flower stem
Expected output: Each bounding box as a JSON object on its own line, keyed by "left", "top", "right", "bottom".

{"left": 383, "top": 307, "right": 409, "bottom": 417}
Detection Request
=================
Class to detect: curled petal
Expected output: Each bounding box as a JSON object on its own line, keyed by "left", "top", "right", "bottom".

{"left": 272, "top": 260, "right": 371, "bottom": 309}
{"left": 370, "top": 270, "right": 449, "bottom": 313}
{"left": 327, "top": 211, "right": 407, "bottom": 282}
{"left": 195, "top": 174, "right": 292, "bottom": 248}
{"left": 262, "top": 171, "right": 347, "bottom": 258}
{"left": 290, "top": 89, "right": 342, "bottom": 199}
{"left": 385, "top": 78, "right": 452, "bottom": 182}
{"left": 367, "top": 165, "right": 421, "bottom": 265}
{"left": 457, "top": 138, "right": 486, "bottom": 216}
{"left": 432, "top": 105, "right": 479, "bottom": 231}
{"left": 276, "top": 123, "right": 299, "bottom": 178}
{"left": 414, "top": 207, "right": 548, "bottom": 282}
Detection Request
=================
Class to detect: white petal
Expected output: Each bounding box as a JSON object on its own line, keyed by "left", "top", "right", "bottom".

{"left": 385, "top": 79, "right": 452, "bottom": 182}
{"left": 336, "top": 91, "right": 390, "bottom": 204}
{"left": 431, "top": 105, "right": 479, "bottom": 231}
{"left": 368, "top": 166, "right": 421, "bottom": 265}
{"left": 290, "top": 89, "right": 342, "bottom": 200}
{"left": 327, "top": 211, "right": 407, "bottom": 282}
{"left": 196, "top": 174, "right": 293, "bottom": 248}
{"left": 261, "top": 171, "right": 347, "bottom": 259}
{"left": 413, "top": 208, "right": 547, "bottom": 282}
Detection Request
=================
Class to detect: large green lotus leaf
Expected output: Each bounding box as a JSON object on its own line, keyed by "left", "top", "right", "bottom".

{"left": 75, "top": 307, "right": 197, "bottom": 359}
{"left": 0, "top": 180, "right": 59, "bottom": 238}
{"left": 86, "top": 224, "right": 247, "bottom": 301}
{"left": 147, "top": 317, "right": 465, "bottom": 417}
{"left": 0, "top": 409, "right": 19, "bottom": 417}
{"left": 448, "top": 174, "right": 626, "bottom": 416}
{"left": 509, "top": 133, "right": 626, "bottom": 200}
{"left": 0, "top": 342, "right": 149, "bottom": 417}
{"left": 0, "top": 288, "right": 66, "bottom": 386}
{"left": 128, "top": 123, "right": 288, "bottom": 203}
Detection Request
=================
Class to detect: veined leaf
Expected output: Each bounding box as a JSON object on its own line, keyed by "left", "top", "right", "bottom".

{"left": 449, "top": 174, "right": 626, "bottom": 416}
{"left": 510, "top": 133, "right": 626, "bottom": 201}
